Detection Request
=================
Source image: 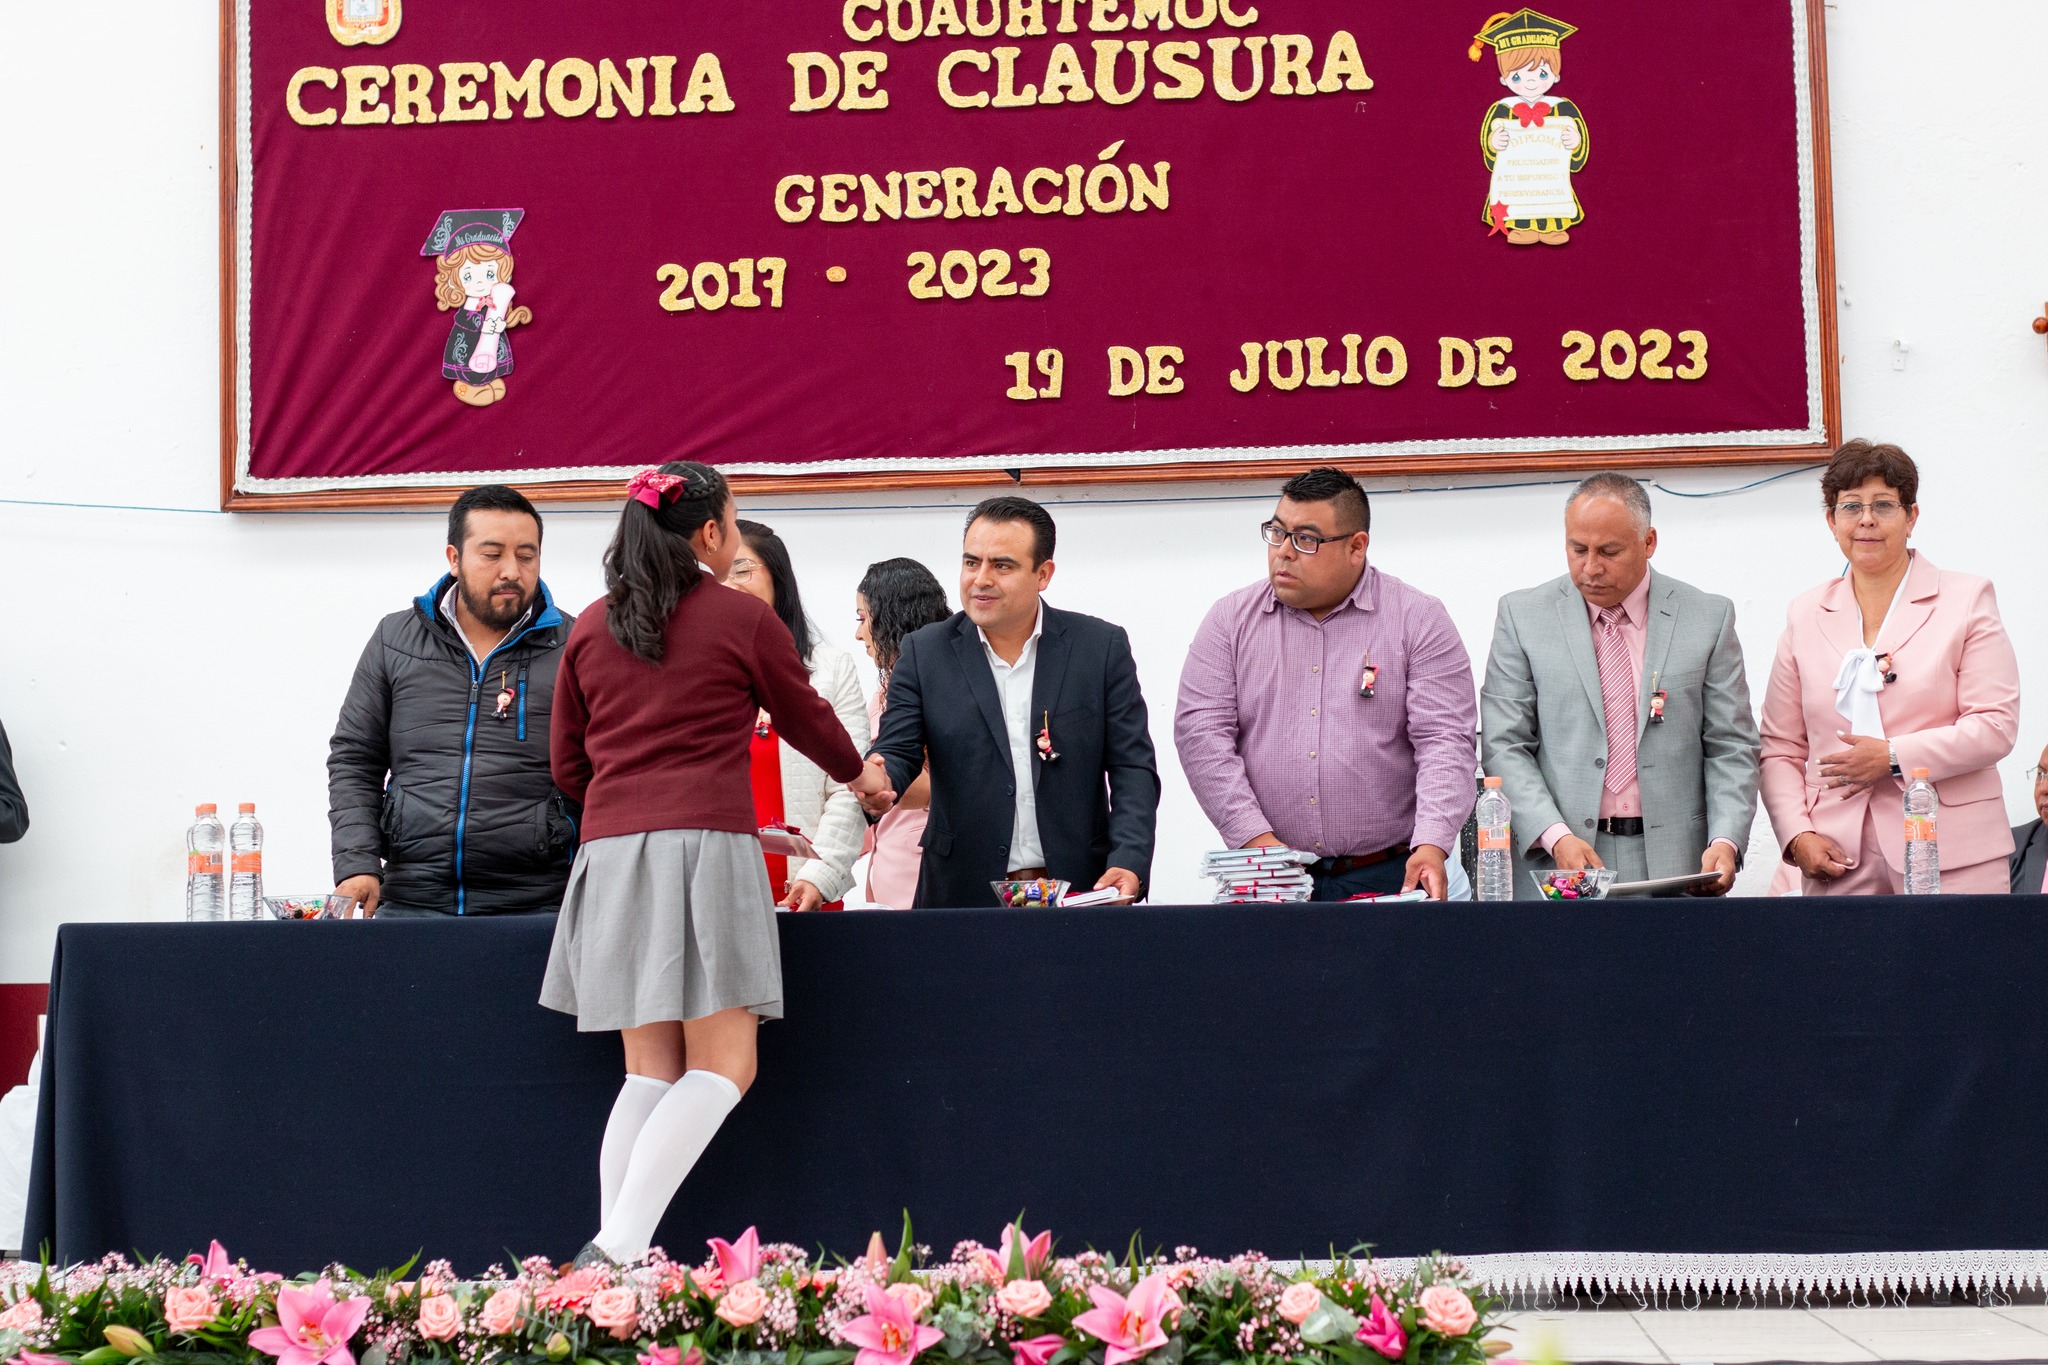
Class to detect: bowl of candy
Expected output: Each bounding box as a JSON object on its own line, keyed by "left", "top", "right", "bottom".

{"left": 1530, "top": 868, "right": 1617, "bottom": 901}
{"left": 991, "top": 878, "right": 1070, "bottom": 909}
{"left": 263, "top": 894, "right": 347, "bottom": 920}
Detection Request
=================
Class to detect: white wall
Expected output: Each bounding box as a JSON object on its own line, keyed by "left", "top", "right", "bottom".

{"left": 2, "top": 2, "right": 2045, "bottom": 982}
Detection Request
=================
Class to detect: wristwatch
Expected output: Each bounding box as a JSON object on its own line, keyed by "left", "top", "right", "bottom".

{"left": 1888, "top": 741, "right": 1903, "bottom": 778}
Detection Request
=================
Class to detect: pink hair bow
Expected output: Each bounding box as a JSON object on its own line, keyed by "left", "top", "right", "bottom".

{"left": 627, "top": 469, "right": 686, "bottom": 508}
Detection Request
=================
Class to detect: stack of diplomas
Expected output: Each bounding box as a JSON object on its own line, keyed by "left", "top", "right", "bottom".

{"left": 1202, "top": 847, "right": 1316, "bottom": 904}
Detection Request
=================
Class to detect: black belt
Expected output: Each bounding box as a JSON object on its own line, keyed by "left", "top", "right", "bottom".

{"left": 1597, "top": 817, "right": 1645, "bottom": 837}
{"left": 1311, "top": 844, "right": 1410, "bottom": 875}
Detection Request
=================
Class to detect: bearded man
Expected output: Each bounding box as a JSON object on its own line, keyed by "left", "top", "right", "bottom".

{"left": 327, "top": 485, "right": 578, "bottom": 917}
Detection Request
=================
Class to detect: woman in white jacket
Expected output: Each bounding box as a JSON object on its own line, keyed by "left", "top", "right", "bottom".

{"left": 728, "top": 521, "right": 870, "bottom": 910}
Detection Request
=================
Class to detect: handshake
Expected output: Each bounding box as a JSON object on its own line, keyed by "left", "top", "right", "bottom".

{"left": 851, "top": 755, "right": 896, "bottom": 816}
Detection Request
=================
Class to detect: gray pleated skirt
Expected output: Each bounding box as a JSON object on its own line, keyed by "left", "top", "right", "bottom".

{"left": 540, "top": 828, "right": 782, "bottom": 1030}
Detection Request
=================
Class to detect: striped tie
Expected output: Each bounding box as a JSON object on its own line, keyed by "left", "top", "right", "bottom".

{"left": 1596, "top": 606, "right": 1637, "bottom": 795}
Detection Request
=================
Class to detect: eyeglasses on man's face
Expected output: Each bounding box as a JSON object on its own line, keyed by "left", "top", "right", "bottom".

{"left": 1829, "top": 499, "right": 1906, "bottom": 521}
{"left": 1260, "top": 520, "right": 1355, "bottom": 555}
{"left": 2028, "top": 766, "right": 2048, "bottom": 784}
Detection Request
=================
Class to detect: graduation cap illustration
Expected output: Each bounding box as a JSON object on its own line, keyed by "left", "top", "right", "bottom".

{"left": 1469, "top": 9, "right": 1577, "bottom": 60}
{"left": 420, "top": 208, "right": 525, "bottom": 257}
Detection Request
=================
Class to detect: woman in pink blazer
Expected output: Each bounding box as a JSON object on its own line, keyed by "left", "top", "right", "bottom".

{"left": 1760, "top": 441, "right": 2021, "bottom": 895}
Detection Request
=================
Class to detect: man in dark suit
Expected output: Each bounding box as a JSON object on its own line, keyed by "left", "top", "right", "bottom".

{"left": 865, "top": 496, "right": 1160, "bottom": 908}
{"left": 2010, "top": 742, "right": 2048, "bottom": 893}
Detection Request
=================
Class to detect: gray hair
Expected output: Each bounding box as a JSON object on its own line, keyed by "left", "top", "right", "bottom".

{"left": 1566, "top": 472, "right": 1653, "bottom": 531}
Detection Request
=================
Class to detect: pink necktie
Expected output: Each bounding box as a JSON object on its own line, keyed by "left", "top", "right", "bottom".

{"left": 1596, "top": 606, "right": 1637, "bottom": 795}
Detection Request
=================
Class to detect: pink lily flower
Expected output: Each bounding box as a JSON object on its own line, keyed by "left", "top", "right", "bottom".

{"left": 1010, "top": 1335, "right": 1065, "bottom": 1365}
{"left": 840, "top": 1286, "right": 944, "bottom": 1365}
{"left": 18, "top": 1353, "right": 69, "bottom": 1365}
{"left": 248, "top": 1282, "right": 370, "bottom": 1365}
{"left": 637, "top": 1347, "right": 701, "bottom": 1365}
{"left": 708, "top": 1227, "right": 763, "bottom": 1286}
{"left": 1354, "top": 1296, "right": 1406, "bottom": 1360}
{"left": 995, "top": 1226, "right": 1052, "bottom": 1282}
{"left": 1072, "top": 1274, "right": 1181, "bottom": 1365}
{"left": 186, "top": 1241, "right": 234, "bottom": 1280}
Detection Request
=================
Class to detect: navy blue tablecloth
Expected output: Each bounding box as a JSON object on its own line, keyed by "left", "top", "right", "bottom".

{"left": 24, "top": 900, "right": 2048, "bottom": 1272}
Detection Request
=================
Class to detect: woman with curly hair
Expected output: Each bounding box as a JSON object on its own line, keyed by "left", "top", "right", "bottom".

{"left": 852, "top": 558, "right": 950, "bottom": 909}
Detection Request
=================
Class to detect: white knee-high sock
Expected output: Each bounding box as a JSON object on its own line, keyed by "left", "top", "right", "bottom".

{"left": 594, "top": 1069, "right": 742, "bottom": 1261}
{"left": 600, "top": 1075, "right": 673, "bottom": 1226}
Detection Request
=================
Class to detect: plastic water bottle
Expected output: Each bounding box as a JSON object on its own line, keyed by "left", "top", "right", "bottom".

{"left": 229, "top": 803, "right": 264, "bottom": 920}
{"left": 1904, "top": 768, "right": 1940, "bottom": 895}
{"left": 185, "top": 804, "right": 227, "bottom": 921}
{"left": 1475, "top": 776, "right": 1513, "bottom": 902}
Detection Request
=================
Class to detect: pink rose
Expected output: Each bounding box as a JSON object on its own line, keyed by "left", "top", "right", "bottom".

{"left": 478, "top": 1287, "right": 526, "bottom": 1336}
{"left": 1416, "top": 1285, "right": 1477, "bottom": 1337}
{"left": 417, "top": 1294, "right": 461, "bottom": 1342}
{"left": 1011, "top": 1335, "right": 1065, "bottom": 1365}
{"left": 0, "top": 1300, "right": 42, "bottom": 1332}
{"left": 164, "top": 1286, "right": 219, "bottom": 1334}
{"left": 690, "top": 1268, "right": 723, "bottom": 1296}
{"left": 715, "top": 1280, "right": 768, "bottom": 1328}
{"left": 884, "top": 1282, "right": 932, "bottom": 1319}
{"left": 586, "top": 1287, "right": 640, "bottom": 1339}
{"left": 811, "top": 1270, "right": 839, "bottom": 1297}
{"left": 1276, "top": 1283, "right": 1321, "bottom": 1325}
{"left": 994, "top": 1280, "right": 1052, "bottom": 1319}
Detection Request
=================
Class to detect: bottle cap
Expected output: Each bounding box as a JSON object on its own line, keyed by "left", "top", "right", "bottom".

{"left": 1484, "top": 775, "right": 1503, "bottom": 787}
{"left": 195, "top": 803, "right": 216, "bottom": 816}
{"left": 238, "top": 803, "right": 256, "bottom": 814}
{"left": 1912, "top": 767, "right": 1930, "bottom": 779}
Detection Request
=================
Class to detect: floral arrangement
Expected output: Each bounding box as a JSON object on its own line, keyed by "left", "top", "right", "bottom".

{"left": 0, "top": 1222, "right": 1511, "bottom": 1365}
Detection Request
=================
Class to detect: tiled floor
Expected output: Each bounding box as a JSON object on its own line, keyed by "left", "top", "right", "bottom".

{"left": 1494, "top": 1304, "right": 2048, "bottom": 1362}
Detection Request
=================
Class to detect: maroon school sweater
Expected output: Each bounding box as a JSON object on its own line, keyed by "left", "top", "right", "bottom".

{"left": 552, "top": 584, "right": 866, "bottom": 842}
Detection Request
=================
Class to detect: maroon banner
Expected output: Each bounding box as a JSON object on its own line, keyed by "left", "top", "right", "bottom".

{"left": 229, "top": 0, "right": 1833, "bottom": 499}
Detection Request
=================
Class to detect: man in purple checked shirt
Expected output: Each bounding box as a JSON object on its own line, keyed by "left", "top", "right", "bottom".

{"left": 1174, "top": 467, "right": 1480, "bottom": 900}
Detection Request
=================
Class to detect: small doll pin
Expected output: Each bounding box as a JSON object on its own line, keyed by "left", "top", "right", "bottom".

{"left": 1648, "top": 671, "right": 1666, "bottom": 724}
{"left": 492, "top": 669, "right": 515, "bottom": 720}
{"left": 1037, "top": 711, "right": 1058, "bottom": 762}
{"left": 754, "top": 708, "right": 773, "bottom": 740}
{"left": 1876, "top": 652, "right": 1897, "bottom": 685}
{"left": 1359, "top": 654, "right": 1379, "bottom": 699}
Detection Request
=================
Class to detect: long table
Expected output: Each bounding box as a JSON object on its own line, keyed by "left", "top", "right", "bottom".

{"left": 25, "top": 901, "right": 2048, "bottom": 1277}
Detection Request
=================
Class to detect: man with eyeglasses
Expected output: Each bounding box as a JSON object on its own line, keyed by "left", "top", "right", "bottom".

{"left": 1483, "top": 473, "right": 1759, "bottom": 897}
{"left": 2008, "top": 749, "right": 2048, "bottom": 893}
{"left": 1174, "top": 466, "right": 1478, "bottom": 900}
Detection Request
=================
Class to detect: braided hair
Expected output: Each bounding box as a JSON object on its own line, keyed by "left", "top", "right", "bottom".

{"left": 603, "top": 461, "right": 730, "bottom": 662}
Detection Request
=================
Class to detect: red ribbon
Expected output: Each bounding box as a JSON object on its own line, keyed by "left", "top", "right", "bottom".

{"left": 1512, "top": 100, "right": 1552, "bottom": 127}
{"left": 626, "top": 469, "right": 686, "bottom": 508}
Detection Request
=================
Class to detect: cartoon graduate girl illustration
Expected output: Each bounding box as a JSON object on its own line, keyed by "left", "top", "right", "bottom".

{"left": 420, "top": 209, "right": 533, "bottom": 407}
{"left": 1472, "top": 10, "right": 1588, "bottom": 246}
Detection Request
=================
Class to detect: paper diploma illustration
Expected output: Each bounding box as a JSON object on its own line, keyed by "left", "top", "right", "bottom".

{"left": 1488, "top": 119, "right": 1579, "bottom": 222}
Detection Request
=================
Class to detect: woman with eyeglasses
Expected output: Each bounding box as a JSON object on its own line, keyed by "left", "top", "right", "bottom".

{"left": 852, "top": 558, "right": 951, "bottom": 908}
{"left": 1758, "top": 441, "right": 2020, "bottom": 895}
{"left": 726, "top": 521, "right": 871, "bottom": 910}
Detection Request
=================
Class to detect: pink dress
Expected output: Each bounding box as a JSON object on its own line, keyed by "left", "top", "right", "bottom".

{"left": 863, "top": 689, "right": 928, "bottom": 909}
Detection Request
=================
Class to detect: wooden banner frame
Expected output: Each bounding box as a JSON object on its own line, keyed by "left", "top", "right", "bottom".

{"left": 218, "top": 0, "right": 1838, "bottom": 512}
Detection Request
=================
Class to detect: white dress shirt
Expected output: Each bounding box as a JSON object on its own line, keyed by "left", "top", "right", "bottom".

{"left": 978, "top": 605, "right": 1046, "bottom": 872}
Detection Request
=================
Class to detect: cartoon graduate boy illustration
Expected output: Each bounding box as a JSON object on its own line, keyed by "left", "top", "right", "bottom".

{"left": 421, "top": 208, "right": 533, "bottom": 407}
{"left": 1473, "top": 10, "right": 1588, "bottom": 246}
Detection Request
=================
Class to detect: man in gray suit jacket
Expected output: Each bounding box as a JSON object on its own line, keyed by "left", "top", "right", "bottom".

{"left": 2009, "top": 742, "right": 2048, "bottom": 893}
{"left": 1482, "top": 474, "right": 1759, "bottom": 896}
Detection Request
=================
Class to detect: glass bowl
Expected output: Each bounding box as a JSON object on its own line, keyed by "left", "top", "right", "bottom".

{"left": 263, "top": 894, "right": 347, "bottom": 920}
{"left": 991, "top": 878, "right": 1070, "bottom": 908}
{"left": 1529, "top": 868, "right": 1618, "bottom": 901}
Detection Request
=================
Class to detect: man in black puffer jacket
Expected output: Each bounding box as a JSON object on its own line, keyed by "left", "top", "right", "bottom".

{"left": 328, "top": 485, "right": 578, "bottom": 917}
